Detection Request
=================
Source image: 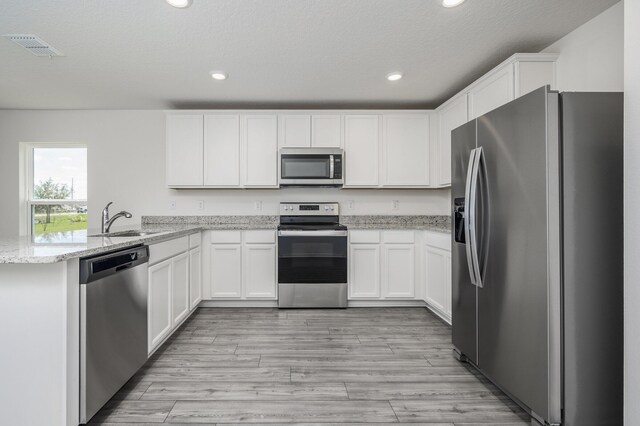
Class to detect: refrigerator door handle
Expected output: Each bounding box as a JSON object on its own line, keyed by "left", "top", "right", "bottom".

{"left": 464, "top": 148, "right": 478, "bottom": 285}
{"left": 469, "top": 146, "right": 484, "bottom": 288}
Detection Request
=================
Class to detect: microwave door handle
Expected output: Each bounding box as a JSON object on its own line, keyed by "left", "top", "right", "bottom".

{"left": 329, "top": 155, "right": 335, "bottom": 179}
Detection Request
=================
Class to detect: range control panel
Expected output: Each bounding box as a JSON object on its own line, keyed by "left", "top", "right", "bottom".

{"left": 280, "top": 202, "right": 340, "bottom": 216}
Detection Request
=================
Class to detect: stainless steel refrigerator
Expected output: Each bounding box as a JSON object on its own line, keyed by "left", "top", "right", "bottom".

{"left": 451, "top": 86, "right": 623, "bottom": 426}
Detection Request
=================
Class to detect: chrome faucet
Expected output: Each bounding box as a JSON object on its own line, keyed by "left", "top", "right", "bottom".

{"left": 101, "top": 202, "right": 133, "bottom": 233}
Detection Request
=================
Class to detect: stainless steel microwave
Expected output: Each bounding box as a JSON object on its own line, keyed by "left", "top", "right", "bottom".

{"left": 279, "top": 148, "right": 344, "bottom": 187}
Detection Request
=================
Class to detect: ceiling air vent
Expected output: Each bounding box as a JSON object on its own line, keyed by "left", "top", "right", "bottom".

{"left": 3, "top": 34, "right": 63, "bottom": 57}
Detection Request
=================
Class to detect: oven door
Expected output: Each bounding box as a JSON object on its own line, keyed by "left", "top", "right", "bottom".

{"left": 277, "top": 231, "right": 347, "bottom": 284}
{"left": 279, "top": 149, "right": 343, "bottom": 186}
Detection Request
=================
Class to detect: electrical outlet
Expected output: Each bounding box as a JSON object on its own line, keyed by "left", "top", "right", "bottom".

{"left": 392, "top": 200, "right": 400, "bottom": 210}
{"left": 198, "top": 200, "right": 205, "bottom": 210}
{"left": 347, "top": 200, "right": 354, "bottom": 210}
{"left": 254, "top": 200, "right": 262, "bottom": 211}
{"left": 169, "top": 201, "right": 176, "bottom": 210}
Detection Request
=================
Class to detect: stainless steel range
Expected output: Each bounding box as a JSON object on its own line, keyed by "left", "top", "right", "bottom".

{"left": 277, "top": 202, "right": 347, "bottom": 308}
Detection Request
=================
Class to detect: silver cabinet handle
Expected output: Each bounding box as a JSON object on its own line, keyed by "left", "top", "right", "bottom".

{"left": 278, "top": 230, "right": 348, "bottom": 237}
{"left": 469, "top": 146, "right": 484, "bottom": 288}
{"left": 464, "top": 148, "right": 478, "bottom": 285}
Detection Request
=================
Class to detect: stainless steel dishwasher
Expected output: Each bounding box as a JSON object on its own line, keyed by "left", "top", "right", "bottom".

{"left": 79, "top": 245, "right": 149, "bottom": 424}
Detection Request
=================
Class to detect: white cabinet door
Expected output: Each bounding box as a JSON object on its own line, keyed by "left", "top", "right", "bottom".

{"left": 469, "top": 63, "right": 514, "bottom": 119}
{"left": 425, "top": 245, "right": 448, "bottom": 314}
{"left": 171, "top": 252, "right": 190, "bottom": 326}
{"left": 166, "top": 114, "right": 203, "bottom": 186}
{"left": 516, "top": 61, "right": 556, "bottom": 97}
{"left": 243, "top": 244, "right": 277, "bottom": 298}
{"left": 279, "top": 115, "right": 311, "bottom": 148}
{"left": 382, "top": 244, "right": 415, "bottom": 298}
{"left": 189, "top": 247, "right": 202, "bottom": 310}
{"left": 382, "top": 115, "right": 430, "bottom": 186}
{"left": 444, "top": 251, "right": 452, "bottom": 316}
{"left": 312, "top": 115, "right": 342, "bottom": 147}
{"left": 204, "top": 115, "right": 240, "bottom": 186}
{"left": 148, "top": 259, "right": 172, "bottom": 352}
{"left": 243, "top": 115, "right": 278, "bottom": 187}
{"left": 437, "top": 95, "right": 468, "bottom": 186}
{"left": 349, "top": 244, "right": 381, "bottom": 299}
{"left": 344, "top": 115, "right": 380, "bottom": 187}
{"left": 210, "top": 244, "right": 242, "bottom": 298}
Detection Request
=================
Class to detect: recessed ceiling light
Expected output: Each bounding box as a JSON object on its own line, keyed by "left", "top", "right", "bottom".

{"left": 442, "top": 0, "right": 465, "bottom": 7}
{"left": 210, "top": 71, "right": 228, "bottom": 80}
{"left": 386, "top": 72, "right": 403, "bottom": 81}
{"left": 166, "top": 0, "right": 192, "bottom": 8}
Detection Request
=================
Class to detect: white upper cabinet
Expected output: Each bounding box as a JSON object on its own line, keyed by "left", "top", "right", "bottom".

{"left": 278, "top": 115, "right": 311, "bottom": 148}
{"left": 516, "top": 60, "right": 556, "bottom": 97}
{"left": 382, "top": 115, "right": 430, "bottom": 186}
{"left": 243, "top": 115, "right": 278, "bottom": 187}
{"left": 344, "top": 115, "right": 380, "bottom": 187}
{"left": 469, "top": 63, "right": 515, "bottom": 120}
{"left": 204, "top": 115, "right": 240, "bottom": 186}
{"left": 311, "top": 115, "right": 342, "bottom": 148}
{"left": 437, "top": 95, "right": 468, "bottom": 186}
{"left": 166, "top": 114, "right": 203, "bottom": 186}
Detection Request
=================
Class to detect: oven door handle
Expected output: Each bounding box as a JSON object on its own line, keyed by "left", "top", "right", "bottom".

{"left": 278, "top": 230, "right": 348, "bottom": 237}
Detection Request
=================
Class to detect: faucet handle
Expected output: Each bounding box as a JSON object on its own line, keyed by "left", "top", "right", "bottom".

{"left": 104, "top": 201, "right": 113, "bottom": 210}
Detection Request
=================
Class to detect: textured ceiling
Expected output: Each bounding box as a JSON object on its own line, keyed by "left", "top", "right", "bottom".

{"left": 0, "top": 0, "right": 619, "bottom": 109}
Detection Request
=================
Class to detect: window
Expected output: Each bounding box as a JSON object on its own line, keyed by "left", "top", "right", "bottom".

{"left": 24, "top": 144, "right": 87, "bottom": 236}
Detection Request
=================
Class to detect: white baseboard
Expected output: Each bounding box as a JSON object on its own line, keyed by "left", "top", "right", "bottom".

{"left": 424, "top": 303, "right": 452, "bottom": 325}
{"left": 200, "top": 300, "right": 279, "bottom": 308}
{"left": 347, "top": 300, "right": 426, "bottom": 307}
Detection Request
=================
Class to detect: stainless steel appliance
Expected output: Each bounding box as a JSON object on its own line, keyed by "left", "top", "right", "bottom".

{"left": 278, "top": 202, "right": 348, "bottom": 307}
{"left": 452, "top": 86, "right": 623, "bottom": 426}
{"left": 79, "top": 245, "right": 149, "bottom": 424}
{"left": 279, "top": 148, "right": 343, "bottom": 186}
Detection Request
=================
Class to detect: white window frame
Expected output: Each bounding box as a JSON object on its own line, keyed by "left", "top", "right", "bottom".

{"left": 20, "top": 142, "right": 87, "bottom": 236}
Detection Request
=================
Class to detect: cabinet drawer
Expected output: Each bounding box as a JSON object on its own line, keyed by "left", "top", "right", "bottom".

{"left": 244, "top": 230, "right": 276, "bottom": 244}
{"left": 210, "top": 231, "right": 242, "bottom": 244}
{"left": 425, "top": 231, "right": 451, "bottom": 251}
{"left": 382, "top": 231, "right": 415, "bottom": 244}
{"left": 349, "top": 230, "right": 380, "bottom": 244}
{"left": 149, "top": 236, "right": 189, "bottom": 265}
{"left": 189, "top": 232, "right": 202, "bottom": 249}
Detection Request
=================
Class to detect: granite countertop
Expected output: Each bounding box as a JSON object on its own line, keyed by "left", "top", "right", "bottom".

{"left": 0, "top": 215, "right": 450, "bottom": 264}
{"left": 341, "top": 215, "right": 451, "bottom": 233}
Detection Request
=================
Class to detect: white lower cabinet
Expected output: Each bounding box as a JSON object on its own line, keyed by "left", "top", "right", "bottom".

{"left": 382, "top": 244, "right": 415, "bottom": 298}
{"left": 349, "top": 244, "right": 381, "bottom": 298}
{"left": 210, "top": 244, "right": 243, "bottom": 298}
{"left": 171, "top": 252, "right": 190, "bottom": 326}
{"left": 424, "top": 231, "right": 452, "bottom": 322}
{"left": 148, "top": 258, "right": 172, "bottom": 351}
{"left": 148, "top": 233, "right": 201, "bottom": 354}
{"left": 243, "top": 244, "right": 277, "bottom": 298}
{"left": 207, "top": 230, "right": 277, "bottom": 300}
{"left": 189, "top": 247, "right": 202, "bottom": 309}
{"left": 349, "top": 230, "right": 417, "bottom": 300}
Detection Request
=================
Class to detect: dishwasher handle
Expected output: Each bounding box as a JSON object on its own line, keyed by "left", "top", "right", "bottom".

{"left": 80, "top": 245, "right": 149, "bottom": 284}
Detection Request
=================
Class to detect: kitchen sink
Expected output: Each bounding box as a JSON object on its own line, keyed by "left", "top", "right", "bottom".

{"left": 89, "top": 230, "right": 160, "bottom": 238}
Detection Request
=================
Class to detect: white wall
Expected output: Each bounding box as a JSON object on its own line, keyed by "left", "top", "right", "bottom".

{"left": 625, "top": 0, "right": 640, "bottom": 423}
{"left": 0, "top": 110, "right": 449, "bottom": 235}
{"left": 543, "top": 1, "right": 623, "bottom": 92}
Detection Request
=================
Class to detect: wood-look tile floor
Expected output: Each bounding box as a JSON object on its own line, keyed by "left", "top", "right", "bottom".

{"left": 90, "top": 307, "right": 530, "bottom": 425}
